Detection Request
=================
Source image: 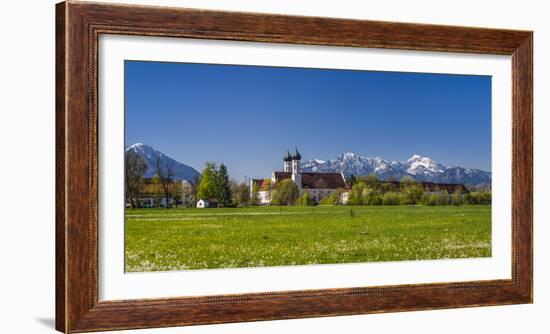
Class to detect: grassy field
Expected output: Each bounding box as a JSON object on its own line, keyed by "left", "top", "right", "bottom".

{"left": 125, "top": 205, "right": 491, "bottom": 272}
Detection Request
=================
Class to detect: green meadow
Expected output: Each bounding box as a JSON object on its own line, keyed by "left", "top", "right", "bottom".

{"left": 125, "top": 205, "right": 491, "bottom": 272}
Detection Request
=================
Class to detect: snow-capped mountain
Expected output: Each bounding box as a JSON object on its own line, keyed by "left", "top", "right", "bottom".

{"left": 302, "top": 152, "right": 491, "bottom": 186}
{"left": 125, "top": 143, "right": 200, "bottom": 181}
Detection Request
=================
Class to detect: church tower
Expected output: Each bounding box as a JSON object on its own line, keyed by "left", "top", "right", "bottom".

{"left": 283, "top": 150, "right": 292, "bottom": 172}
{"left": 291, "top": 148, "right": 302, "bottom": 191}
{"left": 292, "top": 148, "right": 301, "bottom": 174}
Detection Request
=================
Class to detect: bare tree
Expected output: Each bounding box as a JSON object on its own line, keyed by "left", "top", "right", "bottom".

{"left": 189, "top": 174, "right": 201, "bottom": 207}
{"left": 154, "top": 155, "right": 175, "bottom": 208}
{"left": 125, "top": 151, "right": 147, "bottom": 208}
{"left": 181, "top": 180, "right": 195, "bottom": 208}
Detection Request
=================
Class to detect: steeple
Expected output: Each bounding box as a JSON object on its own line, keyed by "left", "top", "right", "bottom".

{"left": 291, "top": 147, "right": 302, "bottom": 190}
{"left": 283, "top": 150, "right": 292, "bottom": 162}
{"left": 292, "top": 148, "right": 301, "bottom": 161}
{"left": 291, "top": 148, "right": 301, "bottom": 175}
{"left": 283, "top": 149, "right": 292, "bottom": 172}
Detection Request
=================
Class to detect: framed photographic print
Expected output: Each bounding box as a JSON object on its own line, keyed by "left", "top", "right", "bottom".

{"left": 56, "top": 1, "right": 532, "bottom": 332}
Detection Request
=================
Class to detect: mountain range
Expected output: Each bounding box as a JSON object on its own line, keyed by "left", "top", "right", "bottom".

{"left": 125, "top": 143, "right": 200, "bottom": 182}
{"left": 126, "top": 143, "right": 491, "bottom": 187}
{"left": 301, "top": 152, "right": 491, "bottom": 186}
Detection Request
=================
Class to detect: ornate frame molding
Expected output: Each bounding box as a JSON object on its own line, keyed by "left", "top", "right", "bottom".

{"left": 56, "top": 1, "right": 532, "bottom": 332}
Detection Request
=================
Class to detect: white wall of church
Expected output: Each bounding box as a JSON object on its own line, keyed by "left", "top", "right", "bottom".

{"left": 284, "top": 161, "right": 292, "bottom": 172}
{"left": 258, "top": 191, "right": 271, "bottom": 205}
{"left": 292, "top": 160, "right": 300, "bottom": 174}
{"left": 301, "top": 188, "right": 337, "bottom": 203}
{"left": 291, "top": 173, "right": 302, "bottom": 191}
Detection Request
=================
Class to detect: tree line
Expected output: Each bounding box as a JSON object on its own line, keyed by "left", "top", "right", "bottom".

{"left": 250, "top": 174, "right": 491, "bottom": 207}
{"left": 125, "top": 151, "right": 252, "bottom": 209}
{"left": 340, "top": 175, "right": 491, "bottom": 206}
{"left": 126, "top": 151, "right": 491, "bottom": 209}
{"left": 195, "top": 162, "right": 252, "bottom": 207}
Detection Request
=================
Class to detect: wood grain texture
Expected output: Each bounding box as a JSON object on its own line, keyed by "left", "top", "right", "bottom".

{"left": 55, "top": 1, "right": 533, "bottom": 332}
{"left": 55, "top": 2, "right": 67, "bottom": 332}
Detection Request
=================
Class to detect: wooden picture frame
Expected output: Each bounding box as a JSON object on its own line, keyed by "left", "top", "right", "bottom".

{"left": 56, "top": 1, "right": 533, "bottom": 332}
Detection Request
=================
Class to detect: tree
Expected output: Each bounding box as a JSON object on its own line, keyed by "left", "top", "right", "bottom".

{"left": 250, "top": 183, "right": 260, "bottom": 206}
{"left": 151, "top": 174, "right": 163, "bottom": 207}
{"left": 297, "top": 191, "right": 314, "bottom": 206}
{"left": 217, "top": 163, "right": 232, "bottom": 207}
{"left": 348, "top": 181, "right": 367, "bottom": 205}
{"left": 231, "top": 182, "right": 250, "bottom": 206}
{"left": 189, "top": 174, "right": 201, "bottom": 206}
{"left": 363, "top": 174, "right": 378, "bottom": 188}
{"left": 451, "top": 188, "right": 465, "bottom": 206}
{"left": 399, "top": 176, "right": 413, "bottom": 184}
{"left": 181, "top": 180, "right": 195, "bottom": 208}
{"left": 423, "top": 190, "right": 448, "bottom": 206}
{"left": 125, "top": 151, "right": 147, "bottom": 208}
{"left": 346, "top": 174, "right": 357, "bottom": 188}
{"left": 480, "top": 191, "right": 492, "bottom": 204}
{"left": 320, "top": 189, "right": 342, "bottom": 206}
{"left": 271, "top": 179, "right": 299, "bottom": 205}
{"left": 438, "top": 191, "right": 450, "bottom": 205}
{"left": 229, "top": 180, "right": 239, "bottom": 206}
{"left": 387, "top": 175, "right": 398, "bottom": 182}
{"left": 426, "top": 190, "right": 450, "bottom": 206}
{"left": 196, "top": 162, "right": 218, "bottom": 200}
{"left": 465, "top": 191, "right": 492, "bottom": 205}
{"left": 172, "top": 181, "right": 183, "bottom": 208}
{"left": 263, "top": 179, "right": 273, "bottom": 203}
{"left": 154, "top": 155, "right": 175, "bottom": 208}
{"left": 370, "top": 192, "right": 383, "bottom": 205}
{"left": 400, "top": 184, "right": 423, "bottom": 205}
{"left": 362, "top": 186, "right": 382, "bottom": 205}
{"left": 382, "top": 192, "right": 400, "bottom": 205}
{"left": 378, "top": 182, "right": 397, "bottom": 194}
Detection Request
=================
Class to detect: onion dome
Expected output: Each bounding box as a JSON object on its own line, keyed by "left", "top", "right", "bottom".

{"left": 283, "top": 150, "right": 293, "bottom": 162}
{"left": 292, "top": 148, "right": 301, "bottom": 160}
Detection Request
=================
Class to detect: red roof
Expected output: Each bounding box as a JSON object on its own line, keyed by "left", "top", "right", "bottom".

{"left": 251, "top": 178, "right": 271, "bottom": 190}
{"left": 301, "top": 172, "right": 346, "bottom": 189}
{"left": 273, "top": 172, "right": 291, "bottom": 180}
{"left": 273, "top": 172, "right": 346, "bottom": 189}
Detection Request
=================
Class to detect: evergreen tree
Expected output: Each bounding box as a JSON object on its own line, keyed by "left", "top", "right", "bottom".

{"left": 346, "top": 174, "right": 357, "bottom": 188}
{"left": 217, "top": 163, "right": 232, "bottom": 207}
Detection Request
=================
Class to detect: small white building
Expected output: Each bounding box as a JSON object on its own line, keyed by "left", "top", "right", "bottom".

{"left": 196, "top": 199, "right": 219, "bottom": 208}
{"left": 249, "top": 179, "right": 272, "bottom": 205}
{"left": 340, "top": 190, "right": 349, "bottom": 205}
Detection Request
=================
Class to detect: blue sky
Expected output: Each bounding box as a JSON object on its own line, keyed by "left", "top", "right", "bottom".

{"left": 125, "top": 61, "right": 491, "bottom": 181}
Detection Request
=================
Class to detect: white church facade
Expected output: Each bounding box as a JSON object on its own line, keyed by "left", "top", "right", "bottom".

{"left": 250, "top": 149, "right": 347, "bottom": 205}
